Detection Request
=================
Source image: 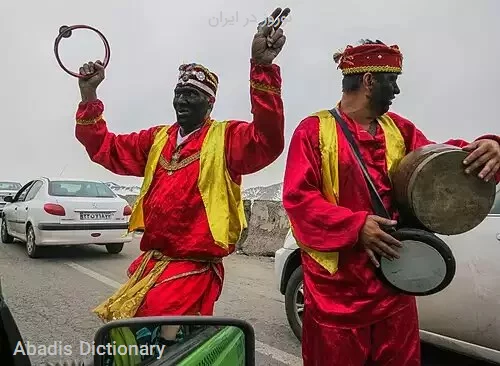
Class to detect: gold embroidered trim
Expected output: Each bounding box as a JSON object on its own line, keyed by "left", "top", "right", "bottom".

{"left": 211, "top": 263, "right": 223, "bottom": 283}
{"left": 342, "top": 66, "right": 402, "bottom": 75}
{"left": 197, "top": 64, "right": 219, "bottom": 86}
{"left": 153, "top": 267, "right": 210, "bottom": 288}
{"left": 158, "top": 151, "right": 200, "bottom": 175}
{"left": 250, "top": 80, "right": 281, "bottom": 94}
{"left": 76, "top": 114, "right": 103, "bottom": 125}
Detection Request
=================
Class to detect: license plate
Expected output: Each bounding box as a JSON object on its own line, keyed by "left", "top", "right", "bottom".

{"left": 80, "top": 212, "right": 112, "bottom": 220}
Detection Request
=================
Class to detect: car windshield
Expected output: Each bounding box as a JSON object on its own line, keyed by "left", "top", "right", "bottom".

{"left": 48, "top": 181, "right": 116, "bottom": 198}
{"left": 0, "top": 182, "right": 21, "bottom": 190}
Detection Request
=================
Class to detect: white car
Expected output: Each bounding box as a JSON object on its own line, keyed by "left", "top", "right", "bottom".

{"left": 1, "top": 177, "right": 133, "bottom": 258}
{"left": 0, "top": 181, "right": 22, "bottom": 213}
{"left": 275, "top": 185, "right": 500, "bottom": 364}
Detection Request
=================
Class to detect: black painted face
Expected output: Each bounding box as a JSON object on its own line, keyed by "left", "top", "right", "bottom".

{"left": 368, "top": 73, "right": 400, "bottom": 116}
{"left": 173, "top": 86, "right": 211, "bottom": 133}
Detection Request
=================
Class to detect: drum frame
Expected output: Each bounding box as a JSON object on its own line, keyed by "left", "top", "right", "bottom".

{"left": 54, "top": 24, "right": 111, "bottom": 78}
{"left": 377, "top": 228, "right": 456, "bottom": 296}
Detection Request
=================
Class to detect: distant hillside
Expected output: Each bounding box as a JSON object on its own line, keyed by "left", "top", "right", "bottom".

{"left": 106, "top": 181, "right": 283, "bottom": 203}
{"left": 242, "top": 182, "right": 282, "bottom": 201}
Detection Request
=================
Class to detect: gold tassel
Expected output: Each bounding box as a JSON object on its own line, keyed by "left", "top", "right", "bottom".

{"left": 92, "top": 250, "right": 170, "bottom": 321}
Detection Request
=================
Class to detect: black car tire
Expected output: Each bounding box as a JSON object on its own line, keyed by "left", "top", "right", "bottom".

{"left": 284, "top": 265, "right": 303, "bottom": 341}
{"left": 106, "top": 243, "right": 124, "bottom": 254}
{"left": 0, "top": 219, "right": 14, "bottom": 244}
{"left": 26, "top": 224, "right": 40, "bottom": 258}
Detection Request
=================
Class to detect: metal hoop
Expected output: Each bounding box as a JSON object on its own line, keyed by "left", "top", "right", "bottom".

{"left": 54, "top": 24, "right": 111, "bottom": 78}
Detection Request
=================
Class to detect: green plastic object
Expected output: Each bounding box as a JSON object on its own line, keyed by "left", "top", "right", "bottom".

{"left": 176, "top": 326, "right": 245, "bottom": 366}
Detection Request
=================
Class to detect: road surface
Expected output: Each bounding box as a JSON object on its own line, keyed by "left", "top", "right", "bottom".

{"left": 0, "top": 237, "right": 495, "bottom": 365}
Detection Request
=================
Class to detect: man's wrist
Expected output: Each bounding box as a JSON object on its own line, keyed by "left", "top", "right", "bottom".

{"left": 80, "top": 88, "right": 98, "bottom": 103}
{"left": 250, "top": 58, "right": 274, "bottom": 67}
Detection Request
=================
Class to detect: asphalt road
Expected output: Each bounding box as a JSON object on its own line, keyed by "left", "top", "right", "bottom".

{"left": 0, "top": 236, "right": 496, "bottom": 365}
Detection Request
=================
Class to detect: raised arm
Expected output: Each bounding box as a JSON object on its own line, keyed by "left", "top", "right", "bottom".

{"left": 224, "top": 8, "right": 290, "bottom": 177}
{"left": 75, "top": 99, "right": 158, "bottom": 176}
{"left": 224, "top": 60, "right": 284, "bottom": 175}
{"left": 74, "top": 60, "right": 158, "bottom": 177}
{"left": 282, "top": 117, "right": 369, "bottom": 252}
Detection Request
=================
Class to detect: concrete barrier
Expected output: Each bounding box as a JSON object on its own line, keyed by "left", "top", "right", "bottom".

{"left": 237, "top": 200, "right": 290, "bottom": 256}
{"left": 117, "top": 194, "right": 138, "bottom": 206}
{"left": 117, "top": 194, "right": 290, "bottom": 256}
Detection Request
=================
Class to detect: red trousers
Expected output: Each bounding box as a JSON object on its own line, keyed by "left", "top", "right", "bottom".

{"left": 127, "top": 253, "right": 223, "bottom": 317}
{"left": 302, "top": 299, "right": 421, "bottom": 366}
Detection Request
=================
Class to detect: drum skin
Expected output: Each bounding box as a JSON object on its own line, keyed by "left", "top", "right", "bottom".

{"left": 377, "top": 228, "right": 456, "bottom": 296}
{"left": 391, "top": 144, "right": 496, "bottom": 235}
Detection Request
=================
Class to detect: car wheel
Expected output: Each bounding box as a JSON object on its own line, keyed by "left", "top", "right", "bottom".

{"left": 26, "top": 225, "right": 40, "bottom": 258}
{"left": 1, "top": 218, "right": 14, "bottom": 244}
{"left": 106, "top": 243, "right": 124, "bottom": 254}
{"left": 285, "top": 266, "right": 303, "bottom": 341}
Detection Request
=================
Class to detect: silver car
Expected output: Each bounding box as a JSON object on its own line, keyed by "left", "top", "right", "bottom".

{"left": 275, "top": 186, "right": 500, "bottom": 364}
{"left": 0, "top": 181, "right": 22, "bottom": 213}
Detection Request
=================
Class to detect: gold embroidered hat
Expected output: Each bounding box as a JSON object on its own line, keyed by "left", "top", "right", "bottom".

{"left": 177, "top": 63, "right": 219, "bottom": 101}
{"left": 333, "top": 42, "right": 403, "bottom": 75}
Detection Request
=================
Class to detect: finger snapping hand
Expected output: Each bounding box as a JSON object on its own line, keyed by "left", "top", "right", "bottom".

{"left": 251, "top": 7, "right": 290, "bottom": 65}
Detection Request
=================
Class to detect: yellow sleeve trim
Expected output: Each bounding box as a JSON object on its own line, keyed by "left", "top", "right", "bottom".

{"left": 250, "top": 80, "right": 281, "bottom": 95}
{"left": 76, "top": 114, "right": 103, "bottom": 125}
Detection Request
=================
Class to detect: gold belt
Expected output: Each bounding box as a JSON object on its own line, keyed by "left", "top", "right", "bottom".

{"left": 92, "top": 250, "right": 222, "bottom": 322}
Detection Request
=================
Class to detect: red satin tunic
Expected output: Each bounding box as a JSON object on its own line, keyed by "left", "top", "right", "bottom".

{"left": 75, "top": 60, "right": 284, "bottom": 316}
{"left": 283, "top": 106, "right": 500, "bottom": 329}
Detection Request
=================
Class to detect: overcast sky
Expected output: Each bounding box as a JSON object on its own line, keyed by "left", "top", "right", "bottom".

{"left": 1, "top": 0, "right": 498, "bottom": 189}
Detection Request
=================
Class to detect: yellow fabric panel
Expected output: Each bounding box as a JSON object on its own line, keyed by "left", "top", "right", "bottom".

{"left": 128, "top": 126, "right": 170, "bottom": 233}
{"left": 378, "top": 114, "right": 407, "bottom": 177}
{"left": 316, "top": 110, "right": 340, "bottom": 204}
{"left": 291, "top": 111, "right": 340, "bottom": 275}
{"left": 198, "top": 121, "right": 248, "bottom": 250}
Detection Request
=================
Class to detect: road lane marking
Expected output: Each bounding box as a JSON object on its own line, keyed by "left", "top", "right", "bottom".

{"left": 255, "top": 340, "right": 302, "bottom": 365}
{"left": 66, "top": 261, "right": 303, "bottom": 366}
{"left": 66, "top": 262, "right": 122, "bottom": 288}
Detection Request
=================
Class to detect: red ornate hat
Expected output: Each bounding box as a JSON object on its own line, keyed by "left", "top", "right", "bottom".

{"left": 333, "top": 42, "right": 403, "bottom": 75}
{"left": 176, "top": 63, "right": 219, "bottom": 100}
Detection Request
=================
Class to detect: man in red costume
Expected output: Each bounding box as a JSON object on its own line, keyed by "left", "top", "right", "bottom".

{"left": 73, "top": 7, "right": 290, "bottom": 343}
{"left": 282, "top": 39, "right": 500, "bottom": 365}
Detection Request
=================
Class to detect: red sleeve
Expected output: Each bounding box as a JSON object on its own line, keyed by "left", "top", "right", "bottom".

{"left": 282, "top": 116, "right": 369, "bottom": 252}
{"left": 224, "top": 59, "right": 285, "bottom": 178}
{"left": 388, "top": 112, "right": 500, "bottom": 183}
{"left": 75, "top": 99, "right": 158, "bottom": 177}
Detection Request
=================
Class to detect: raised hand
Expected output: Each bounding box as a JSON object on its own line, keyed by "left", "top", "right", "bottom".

{"left": 78, "top": 60, "right": 105, "bottom": 102}
{"left": 78, "top": 60, "right": 105, "bottom": 89}
{"left": 251, "top": 7, "right": 290, "bottom": 65}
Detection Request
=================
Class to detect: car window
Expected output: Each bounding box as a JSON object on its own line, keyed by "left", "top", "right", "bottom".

{"left": 14, "top": 182, "right": 34, "bottom": 202}
{"left": 48, "top": 180, "right": 116, "bottom": 198}
{"left": 0, "top": 182, "right": 22, "bottom": 190}
{"left": 24, "top": 181, "right": 43, "bottom": 201}
{"left": 490, "top": 190, "right": 500, "bottom": 215}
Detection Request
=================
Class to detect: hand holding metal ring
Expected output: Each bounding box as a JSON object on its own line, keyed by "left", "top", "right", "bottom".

{"left": 54, "top": 24, "right": 110, "bottom": 78}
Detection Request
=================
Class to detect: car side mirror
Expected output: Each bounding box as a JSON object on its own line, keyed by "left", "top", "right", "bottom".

{"left": 92, "top": 316, "right": 255, "bottom": 365}
{"left": 3, "top": 196, "right": 13, "bottom": 203}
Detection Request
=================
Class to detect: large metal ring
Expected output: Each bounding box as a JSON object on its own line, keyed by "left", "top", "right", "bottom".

{"left": 54, "top": 24, "right": 110, "bottom": 78}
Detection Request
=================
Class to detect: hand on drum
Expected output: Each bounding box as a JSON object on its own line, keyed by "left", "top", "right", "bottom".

{"left": 359, "top": 215, "right": 402, "bottom": 268}
{"left": 462, "top": 139, "right": 500, "bottom": 182}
